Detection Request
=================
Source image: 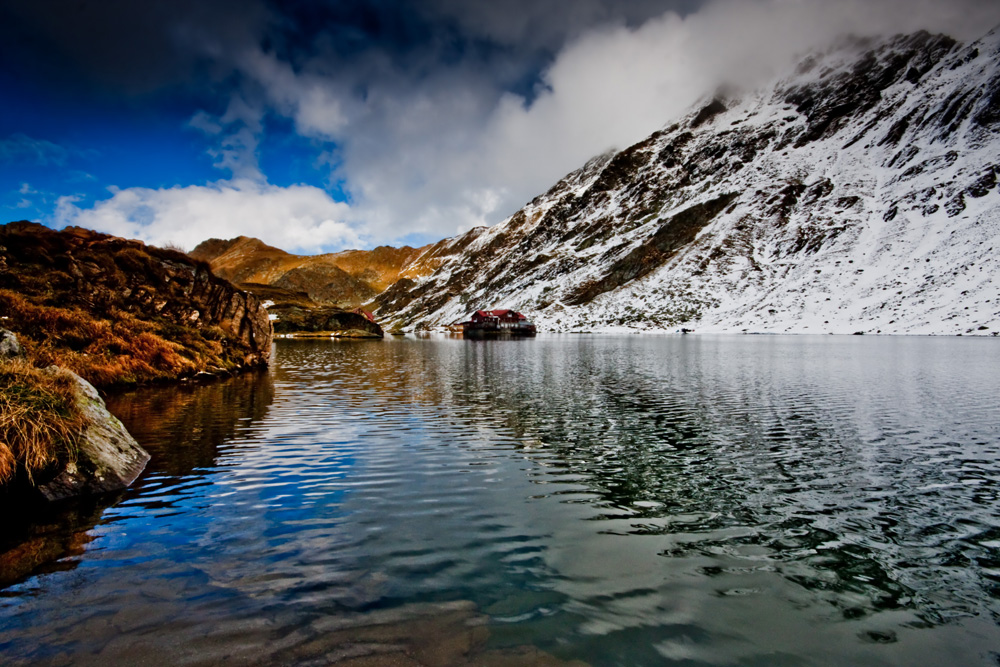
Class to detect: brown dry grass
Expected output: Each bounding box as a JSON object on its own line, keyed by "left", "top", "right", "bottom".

{"left": 194, "top": 236, "right": 436, "bottom": 294}
{"left": 0, "top": 359, "right": 85, "bottom": 484}
{"left": 0, "top": 222, "right": 270, "bottom": 390}
{"left": 0, "top": 290, "right": 223, "bottom": 388}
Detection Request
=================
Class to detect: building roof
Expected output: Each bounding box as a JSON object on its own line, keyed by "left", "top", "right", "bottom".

{"left": 491, "top": 309, "right": 526, "bottom": 319}
{"left": 468, "top": 309, "right": 531, "bottom": 322}
{"left": 471, "top": 309, "right": 528, "bottom": 319}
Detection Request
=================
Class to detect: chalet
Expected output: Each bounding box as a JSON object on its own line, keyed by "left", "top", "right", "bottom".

{"left": 352, "top": 308, "right": 376, "bottom": 323}
{"left": 449, "top": 309, "right": 536, "bottom": 335}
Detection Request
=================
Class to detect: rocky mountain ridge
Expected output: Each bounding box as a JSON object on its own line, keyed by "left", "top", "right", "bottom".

{"left": 190, "top": 235, "right": 444, "bottom": 309}
{"left": 371, "top": 28, "right": 1000, "bottom": 336}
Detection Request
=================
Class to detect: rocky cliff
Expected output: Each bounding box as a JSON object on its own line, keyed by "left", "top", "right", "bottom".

{"left": 0, "top": 222, "right": 273, "bottom": 387}
{"left": 374, "top": 29, "right": 1000, "bottom": 336}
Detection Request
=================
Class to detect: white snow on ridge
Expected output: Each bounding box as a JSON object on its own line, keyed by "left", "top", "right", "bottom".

{"left": 381, "top": 30, "right": 1000, "bottom": 336}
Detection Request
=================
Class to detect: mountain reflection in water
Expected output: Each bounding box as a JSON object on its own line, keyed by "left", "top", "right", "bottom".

{"left": 1, "top": 335, "right": 999, "bottom": 666}
{"left": 0, "top": 370, "right": 275, "bottom": 592}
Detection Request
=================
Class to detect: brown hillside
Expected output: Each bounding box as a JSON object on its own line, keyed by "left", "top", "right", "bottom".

{"left": 189, "top": 236, "right": 443, "bottom": 308}
{"left": 273, "top": 264, "right": 377, "bottom": 306}
{"left": 188, "top": 236, "right": 295, "bottom": 285}
{"left": 0, "top": 222, "right": 272, "bottom": 388}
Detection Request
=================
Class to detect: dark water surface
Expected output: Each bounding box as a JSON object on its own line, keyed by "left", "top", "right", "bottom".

{"left": 2, "top": 335, "right": 1000, "bottom": 665}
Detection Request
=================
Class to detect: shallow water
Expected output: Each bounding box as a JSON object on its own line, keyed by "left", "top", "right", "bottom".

{"left": 2, "top": 335, "right": 1000, "bottom": 665}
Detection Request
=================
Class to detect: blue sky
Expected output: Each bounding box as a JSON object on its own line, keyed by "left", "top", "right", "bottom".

{"left": 0, "top": 76, "right": 342, "bottom": 222}
{"left": 2, "top": 0, "right": 997, "bottom": 253}
{"left": 0, "top": 80, "right": 219, "bottom": 216}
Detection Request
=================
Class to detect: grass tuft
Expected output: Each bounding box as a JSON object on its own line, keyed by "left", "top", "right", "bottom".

{"left": 0, "top": 290, "right": 221, "bottom": 388}
{"left": 0, "top": 222, "right": 271, "bottom": 389}
{"left": 0, "top": 359, "right": 85, "bottom": 484}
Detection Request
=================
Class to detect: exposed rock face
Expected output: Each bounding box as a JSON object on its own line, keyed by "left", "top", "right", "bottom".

{"left": 36, "top": 366, "right": 149, "bottom": 502}
{"left": 0, "top": 329, "right": 149, "bottom": 503}
{"left": 374, "top": 29, "right": 1000, "bottom": 336}
{"left": 0, "top": 222, "right": 273, "bottom": 386}
{"left": 273, "top": 263, "right": 377, "bottom": 306}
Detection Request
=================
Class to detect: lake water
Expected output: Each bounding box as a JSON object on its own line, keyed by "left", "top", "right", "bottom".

{"left": 2, "top": 335, "right": 1000, "bottom": 665}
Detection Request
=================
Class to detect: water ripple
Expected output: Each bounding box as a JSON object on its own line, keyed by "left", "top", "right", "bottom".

{"left": 1, "top": 336, "right": 999, "bottom": 665}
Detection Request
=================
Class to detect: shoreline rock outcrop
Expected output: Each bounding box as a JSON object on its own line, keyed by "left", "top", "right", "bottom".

{"left": 35, "top": 365, "right": 150, "bottom": 502}
{"left": 0, "top": 221, "right": 273, "bottom": 388}
{"left": 0, "top": 330, "right": 149, "bottom": 503}
{"left": 270, "top": 304, "right": 384, "bottom": 338}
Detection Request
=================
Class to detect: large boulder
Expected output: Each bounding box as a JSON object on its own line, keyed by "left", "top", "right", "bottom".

{"left": 0, "top": 328, "right": 22, "bottom": 358}
{"left": 0, "top": 328, "right": 149, "bottom": 502}
{"left": 35, "top": 366, "right": 150, "bottom": 502}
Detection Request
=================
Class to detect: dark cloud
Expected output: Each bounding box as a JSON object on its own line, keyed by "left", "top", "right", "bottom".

{"left": 13, "top": 0, "right": 1000, "bottom": 252}
{"left": 260, "top": 0, "right": 703, "bottom": 106}
{"left": 0, "top": 0, "right": 699, "bottom": 99}
{"left": 0, "top": 0, "right": 267, "bottom": 95}
{"left": 426, "top": 0, "right": 700, "bottom": 47}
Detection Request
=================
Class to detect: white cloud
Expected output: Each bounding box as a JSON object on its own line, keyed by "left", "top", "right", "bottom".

{"left": 314, "top": 0, "right": 1000, "bottom": 244}
{"left": 63, "top": 0, "right": 1000, "bottom": 252}
{"left": 238, "top": 50, "right": 350, "bottom": 139}
{"left": 56, "top": 179, "right": 359, "bottom": 253}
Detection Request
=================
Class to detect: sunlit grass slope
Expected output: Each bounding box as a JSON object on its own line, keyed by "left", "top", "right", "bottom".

{"left": 0, "top": 222, "right": 272, "bottom": 389}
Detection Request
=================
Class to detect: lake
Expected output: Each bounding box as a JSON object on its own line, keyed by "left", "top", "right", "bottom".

{"left": 1, "top": 335, "right": 999, "bottom": 665}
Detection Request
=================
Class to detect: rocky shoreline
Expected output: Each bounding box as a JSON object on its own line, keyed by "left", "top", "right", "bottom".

{"left": 0, "top": 222, "right": 274, "bottom": 389}
{"left": 0, "top": 329, "right": 149, "bottom": 504}
{"left": 0, "top": 221, "right": 280, "bottom": 505}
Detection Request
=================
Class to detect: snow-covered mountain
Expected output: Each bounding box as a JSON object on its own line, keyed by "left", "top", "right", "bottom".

{"left": 376, "top": 28, "right": 1000, "bottom": 336}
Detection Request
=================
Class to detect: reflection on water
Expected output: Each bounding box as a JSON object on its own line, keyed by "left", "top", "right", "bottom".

{"left": 0, "top": 498, "right": 108, "bottom": 591}
{"left": 109, "top": 368, "right": 275, "bottom": 477}
{"left": 1, "top": 335, "right": 999, "bottom": 666}
{"left": 0, "top": 370, "right": 274, "bottom": 594}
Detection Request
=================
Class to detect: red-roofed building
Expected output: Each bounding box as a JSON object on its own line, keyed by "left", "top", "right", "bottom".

{"left": 352, "top": 308, "right": 376, "bottom": 322}
{"left": 449, "top": 309, "right": 536, "bottom": 335}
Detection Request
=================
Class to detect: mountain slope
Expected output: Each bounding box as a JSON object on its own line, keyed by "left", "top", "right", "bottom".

{"left": 0, "top": 222, "right": 272, "bottom": 388}
{"left": 190, "top": 236, "right": 442, "bottom": 308}
{"left": 376, "top": 29, "right": 1000, "bottom": 336}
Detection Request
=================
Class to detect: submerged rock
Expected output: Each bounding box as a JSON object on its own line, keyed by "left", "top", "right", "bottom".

{"left": 35, "top": 366, "right": 149, "bottom": 503}
{"left": 273, "top": 600, "right": 589, "bottom": 667}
